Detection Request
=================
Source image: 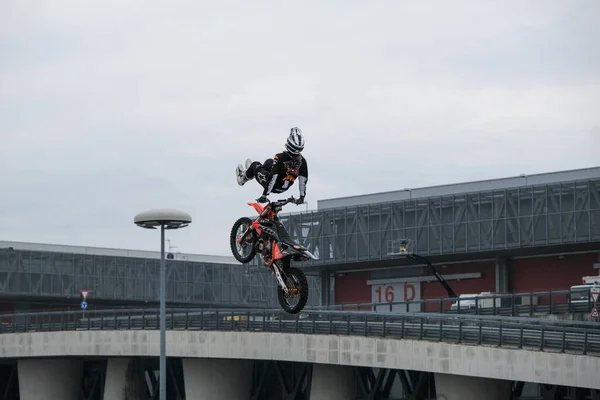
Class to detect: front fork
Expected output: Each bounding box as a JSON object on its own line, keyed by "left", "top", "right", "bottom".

{"left": 272, "top": 262, "right": 289, "bottom": 294}
{"left": 257, "top": 237, "right": 288, "bottom": 293}
{"left": 271, "top": 259, "right": 300, "bottom": 296}
{"left": 254, "top": 234, "right": 299, "bottom": 297}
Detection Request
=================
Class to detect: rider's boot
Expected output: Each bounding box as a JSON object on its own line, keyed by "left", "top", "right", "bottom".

{"left": 236, "top": 158, "right": 253, "bottom": 186}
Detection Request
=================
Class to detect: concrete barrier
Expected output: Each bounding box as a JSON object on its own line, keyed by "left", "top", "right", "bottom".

{"left": 1, "top": 330, "right": 598, "bottom": 391}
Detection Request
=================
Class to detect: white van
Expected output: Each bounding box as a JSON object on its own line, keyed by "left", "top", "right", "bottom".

{"left": 569, "top": 284, "right": 600, "bottom": 304}
{"left": 450, "top": 292, "right": 502, "bottom": 311}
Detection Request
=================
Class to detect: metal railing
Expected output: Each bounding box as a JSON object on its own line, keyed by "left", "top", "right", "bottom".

{"left": 11, "top": 288, "right": 595, "bottom": 318}
{"left": 312, "top": 289, "right": 597, "bottom": 317}
{"left": 1, "top": 308, "right": 599, "bottom": 357}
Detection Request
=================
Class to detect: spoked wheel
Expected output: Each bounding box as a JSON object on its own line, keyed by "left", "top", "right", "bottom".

{"left": 230, "top": 217, "right": 258, "bottom": 263}
{"left": 277, "top": 265, "right": 309, "bottom": 314}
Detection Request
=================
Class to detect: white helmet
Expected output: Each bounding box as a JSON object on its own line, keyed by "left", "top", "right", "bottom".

{"left": 285, "top": 127, "right": 305, "bottom": 155}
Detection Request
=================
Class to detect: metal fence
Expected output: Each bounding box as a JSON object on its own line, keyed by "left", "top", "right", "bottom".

{"left": 313, "top": 288, "right": 598, "bottom": 317}
{"left": 6, "top": 287, "right": 597, "bottom": 325}
{"left": 1, "top": 308, "right": 599, "bottom": 356}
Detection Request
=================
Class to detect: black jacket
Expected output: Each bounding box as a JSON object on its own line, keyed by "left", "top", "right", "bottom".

{"left": 263, "top": 152, "right": 308, "bottom": 197}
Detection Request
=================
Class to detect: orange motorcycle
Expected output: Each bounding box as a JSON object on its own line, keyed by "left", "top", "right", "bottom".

{"left": 229, "top": 196, "right": 316, "bottom": 314}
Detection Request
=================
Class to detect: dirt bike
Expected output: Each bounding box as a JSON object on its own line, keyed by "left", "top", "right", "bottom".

{"left": 229, "top": 196, "right": 317, "bottom": 314}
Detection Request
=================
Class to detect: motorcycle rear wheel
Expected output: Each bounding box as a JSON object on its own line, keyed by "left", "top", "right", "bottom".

{"left": 230, "top": 217, "right": 258, "bottom": 264}
{"left": 277, "top": 265, "right": 309, "bottom": 314}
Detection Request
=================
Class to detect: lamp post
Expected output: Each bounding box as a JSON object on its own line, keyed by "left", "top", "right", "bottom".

{"left": 134, "top": 209, "right": 192, "bottom": 400}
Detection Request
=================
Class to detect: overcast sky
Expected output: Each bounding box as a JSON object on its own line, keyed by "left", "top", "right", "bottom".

{"left": 1, "top": 0, "right": 599, "bottom": 257}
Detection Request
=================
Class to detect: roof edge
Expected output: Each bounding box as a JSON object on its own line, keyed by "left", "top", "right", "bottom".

{"left": 0, "top": 240, "right": 238, "bottom": 264}
{"left": 317, "top": 166, "right": 600, "bottom": 209}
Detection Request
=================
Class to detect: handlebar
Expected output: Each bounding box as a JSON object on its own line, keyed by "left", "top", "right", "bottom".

{"left": 274, "top": 196, "right": 297, "bottom": 207}
{"left": 256, "top": 196, "right": 297, "bottom": 207}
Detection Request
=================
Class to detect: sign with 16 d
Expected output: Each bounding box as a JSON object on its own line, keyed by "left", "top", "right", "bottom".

{"left": 371, "top": 282, "right": 421, "bottom": 313}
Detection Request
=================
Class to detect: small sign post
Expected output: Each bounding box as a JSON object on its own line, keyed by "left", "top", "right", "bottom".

{"left": 80, "top": 289, "right": 90, "bottom": 313}
{"left": 590, "top": 289, "right": 599, "bottom": 320}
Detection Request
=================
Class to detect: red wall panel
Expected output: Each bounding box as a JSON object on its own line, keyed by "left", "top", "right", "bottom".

{"left": 509, "top": 253, "right": 597, "bottom": 293}
{"left": 422, "top": 261, "right": 496, "bottom": 311}
{"left": 335, "top": 271, "right": 371, "bottom": 309}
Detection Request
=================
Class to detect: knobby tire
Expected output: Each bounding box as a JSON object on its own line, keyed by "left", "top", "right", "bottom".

{"left": 230, "top": 217, "right": 257, "bottom": 264}
{"left": 277, "top": 266, "right": 309, "bottom": 314}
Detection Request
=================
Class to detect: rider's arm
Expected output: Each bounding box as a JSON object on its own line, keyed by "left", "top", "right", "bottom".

{"left": 298, "top": 157, "right": 308, "bottom": 198}
{"left": 263, "top": 154, "right": 282, "bottom": 196}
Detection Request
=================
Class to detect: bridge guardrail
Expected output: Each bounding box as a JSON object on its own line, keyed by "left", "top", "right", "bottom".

{"left": 313, "top": 288, "right": 597, "bottom": 316}
{"left": 0, "top": 308, "right": 599, "bottom": 357}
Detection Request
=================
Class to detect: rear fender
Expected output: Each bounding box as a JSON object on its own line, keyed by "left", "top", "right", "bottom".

{"left": 287, "top": 243, "right": 318, "bottom": 261}
{"left": 300, "top": 249, "right": 318, "bottom": 260}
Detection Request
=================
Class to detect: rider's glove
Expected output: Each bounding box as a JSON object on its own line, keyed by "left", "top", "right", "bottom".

{"left": 257, "top": 195, "right": 268, "bottom": 203}
{"left": 295, "top": 196, "right": 305, "bottom": 205}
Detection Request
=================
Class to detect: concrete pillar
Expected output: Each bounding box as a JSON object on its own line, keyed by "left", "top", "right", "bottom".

{"left": 434, "top": 373, "right": 512, "bottom": 400}
{"left": 18, "top": 358, "right": 82, "bottom": 400}
{"left": 182, "top": 358, "right": 253, "bottom": 400}
{"left": 321, "top": 271, "right": 331, "bottom": 306}
{"left": 103, "top": 357, "right": 146, "bottom": 400}
{"left": 310, "top": 363, "right": 355, "bottom": 400}
{"left": 495, "top": 256, "right": 509, "bottom": 293}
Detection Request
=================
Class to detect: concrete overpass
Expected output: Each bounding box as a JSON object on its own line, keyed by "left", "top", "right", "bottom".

{"left": 0, "top": 308, "right": 599, "bottom": 399}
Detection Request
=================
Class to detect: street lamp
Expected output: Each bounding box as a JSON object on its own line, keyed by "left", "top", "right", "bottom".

{"left": 134, "top": 209, "right": 192, "bottom": 400}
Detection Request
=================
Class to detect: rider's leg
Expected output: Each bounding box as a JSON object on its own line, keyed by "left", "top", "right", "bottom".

{"left": 253, "top": 158, "right": 273, "bottom": 188}
{"left": 244, "top": 158, "right": 272, "bottom": 180}
{"left": 244, "top": 160, "right": 263, "bottom": 180}
{"left": 237, "top": 158, "right": 274, "bottom": 191}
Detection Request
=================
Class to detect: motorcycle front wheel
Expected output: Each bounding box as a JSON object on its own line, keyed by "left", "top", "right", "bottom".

{"left": 230, "top": 217, "right": 258, "bottom": 264}
{"left": 277, "top": 266, "right": 309, "bottom": 314}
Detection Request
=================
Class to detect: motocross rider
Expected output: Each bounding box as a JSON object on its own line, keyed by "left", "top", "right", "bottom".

{"left": 236, "top": 127, "right": 308, "bottom": 205}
